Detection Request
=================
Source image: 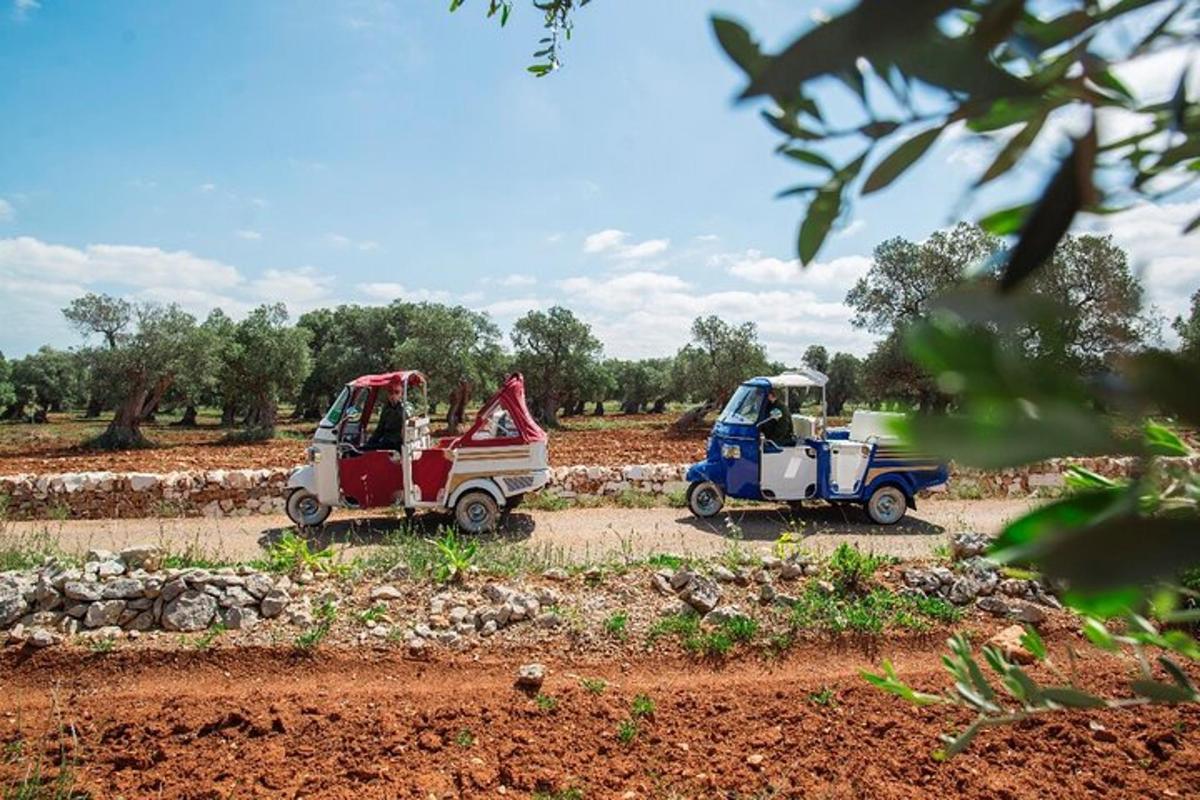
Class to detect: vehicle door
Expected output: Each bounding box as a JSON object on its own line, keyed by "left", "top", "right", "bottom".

{"left": 759, "top": 387, "right": 817, "bottom": 501}
{"left": 337, "top": 387, "right": 405, "bottom": 508}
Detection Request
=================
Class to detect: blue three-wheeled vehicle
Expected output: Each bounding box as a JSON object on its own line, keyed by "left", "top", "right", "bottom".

{"left": 685, "top": 370, "right": 948, "bottom": 525}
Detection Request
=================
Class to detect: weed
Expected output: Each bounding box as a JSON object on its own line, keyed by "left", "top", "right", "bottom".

{"left": 788, "top": 583, "right": 961, "bottom": 635}
{"left": 825, "top": 543, "right": 891, "bottom": 596}
{"left": 665, "top": 487, "right": 688, "bottom": 508}
{"left": 532, "top": 788, "right": 584, "bottom": 800}
{"left": 646, "top": 611, "right": 700, "bottom": 646}
{"left": 616, "top": 719, "right": 638, "bottom": 744}
{"left": 427, "top": 527, "right": 478, "bottom": 584}
{"left": 948, "top": 480, "right": 985, "bottom": 500}
{"left": 523, "top": 492, "right": 572, "bottom": 512}
{"left": 930, "top": 543, "right": 953, "bottom": 563}
{"left": 809, "top": 687, "right": 837, "bottom": 707}
{"left": 603, "top": 611, "right": 629, "bottom": 640}
{"left": 3, "top": 739, "right": 22, "bottom": 764}
{"left": 454, "top": 729, "right": 475, "bottom": 747}
{"left": 644, "top": 553, "right": 686, "bottom": 570}
{"left": 0, "top": 530, "right": 76, "bottom": 572}
{"left": 293, "top": 600, "right": 337, "bottom": 652}
{"left": 630, "top": 694, "right": 655, "bottom": 718}
{"left": 263, "top": 531, "right": 337, "bottom": 576}
{"left": 723, "top": 615, "right": 759, "bottom": 642}
{"left": 534, "top": 693, "right": 558, "bottom": 712}
{"left": 46, "top": 504, "right": 71, "bottom": 522}
{"left": 763, "top": 632, "right": 794, "bottom": 657}
{"left": 614, "top": 489, "right": 656, "bottom": 509}
{"left": 87, "top": 637, "right": 115, "bottom": 654}
{"left": 355, "top": 604, "right": 388, "bottom": 625}
{"left": 580, "top": 677, "right": 607, "bottom": 695}
{"left": 191, "top": 624, "right": 226, "bottom": 651}
{"left": 773, "top": 531, "right": 807, "bottom": 561}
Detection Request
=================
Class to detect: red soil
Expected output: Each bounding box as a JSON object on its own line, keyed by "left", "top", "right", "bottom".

{"left": 0, "top": 415, "right": 708, "bottom": 474}
{"left": 3, "top": 640, "right": 1197, "bottom": 799}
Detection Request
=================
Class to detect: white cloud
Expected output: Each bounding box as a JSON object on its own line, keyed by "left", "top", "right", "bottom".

{"left": 722, "top": 250, "right": 871, "bottom": 296}
{"left": 482, "top": 297, "right": 541, "bottom": 318}
{"left": 12, "top": 0, "right": 39, "bottom": 20}
{"left": 582, "top": 228, "right": 670, "bottom": 261}
{"left": 356, "top": 282, "right": 451, "bottom": 303}
{"left": 694, "top": 234, "right": 721, "bottom": 243}
{"left": 0, "top": 198, "right": 12, "bottom": 222}
{"left": 199, "top": 183, "right": 216, "bottom": 193}
{"left": 1078, "top": 200, "right": 1200, "bottom": 332}
{"left": 325, "top": 232, "right": 379, "bottom": 252}
{"left": 235, "top": 229, "right": 262, "bottom": 241}
{"left": 496, "top": 273, "right": 536, "bottom": 287}
{"left": 545, "top": 232, "right": 564, "bottom": 244}
{"left": 836, "top": 219, "right": 866, "bottom": 238}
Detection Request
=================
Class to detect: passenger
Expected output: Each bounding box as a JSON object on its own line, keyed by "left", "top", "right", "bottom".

{"left": 365, "top": 381, "right": 406, "bottom": 450}
{"left": 760, "top": 388, "right": 795, "bottom": 446}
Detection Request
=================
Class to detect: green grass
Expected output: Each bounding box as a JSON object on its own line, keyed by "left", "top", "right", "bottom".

{"left": 293, "top": 600, "right": 337, "bottom": 652}
{"left": 580, "top": 677, "right": 607, "bottom": 695}
{"left": 190, "top": 624, "right": 226, "bottom": 651}
{"left": 630, "top": 694, "right": 655, "bottom": 718}
{"left": 947, "top": 480, "right": 986, "bottom": 500}
{"left": 0, "top": 525, "right": 79, "bottom": 572}
{"left": 355, "top": 604, "right": 388, "bottom": 625}
{"left": 454, "top": 729, "right": 475, "bottom": 747}
{"left": 86, "top": 637, "right": 115, "bottom": 654}
{"left": 616, "top": 719, "right": 638, "bottom": 744}
{"left": 825, "top": 543, "right": 893, "bottom": 596}
{"left": 785, "top": 583, "right": 962, "bottom": 635}
{"left": 809, "top": 687, "right": 837, "bottom": 707}
{"left": 522, "top": 491, "right": 572, "bottom": 512}
{"left": 647, "top": 611, "right": 759, "bottom": 657}
{"left": 534, "top": 693, "right": 558, "bottom": 712}
{"left": 613, "top": 489, "right": 657, "bottom": 509}
{"left": 263, "top": 530, "right": 339, "bottom": 576}
{"left": 360, "top": 529, "right": 577, "bottom": 580}
{"left": 532, "top": 788, "right": 584, "bottom": 800}
{"left": 603, "top": 611, "right": 629, "bottom": 640}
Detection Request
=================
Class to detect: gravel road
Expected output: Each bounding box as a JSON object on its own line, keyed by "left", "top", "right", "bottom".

{"left": 5, "top": 498, "right": 1038, "bottom": 563}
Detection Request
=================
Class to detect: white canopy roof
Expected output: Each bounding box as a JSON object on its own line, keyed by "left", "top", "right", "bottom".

{"left": 768, "top": 369, "right": 828, "bottom": 388}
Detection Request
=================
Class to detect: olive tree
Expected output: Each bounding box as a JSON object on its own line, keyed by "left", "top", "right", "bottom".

{"left": 511, "top": 306, "right": 602, "bottom": 427}
{"left": 63, "top": 293, "right": 133, "bottom": 416}
{"left": 825, "top": 352, "right": 863, "bottom": 416}
{"left": 801, "top": 345, "right": 829, "bottom": 374}
{"left": 226, "top": 304, "right": 311, "bottom": 435}
{"left": 1172, "top": 289, "right": 1200, "bottom": 359}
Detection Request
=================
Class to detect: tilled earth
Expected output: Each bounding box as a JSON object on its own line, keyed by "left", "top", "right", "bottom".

{"left": 0, "top": 415, "right": 707, "bottom": 474}
{"left": 3, "top": 638, "right": 1198, "bottom": 799}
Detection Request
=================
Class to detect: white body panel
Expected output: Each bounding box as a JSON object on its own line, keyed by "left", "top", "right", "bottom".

{"left": 849, "top": 410, "right": 903, "bottom": 442}
{"left": 760, "top": 445, "right": 818, "bottom": 501}
{"left": 829, "top": 441, "right": 871, "bottom": 496}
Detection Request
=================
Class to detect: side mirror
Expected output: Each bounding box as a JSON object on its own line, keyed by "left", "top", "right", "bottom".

{"left": 770, "top": 408, "right": 783, "bottom": 420}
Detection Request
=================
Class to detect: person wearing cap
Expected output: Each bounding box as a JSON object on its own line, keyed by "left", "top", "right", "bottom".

{"left": 366, "top": 381, "right": 406, "bottom": 450}
{"left": 760, "top": 387, "right": 794, "bottom": 446}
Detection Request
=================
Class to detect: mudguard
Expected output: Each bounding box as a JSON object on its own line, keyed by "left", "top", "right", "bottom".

{"left": 446, "top": 477, "right": 507, "bottom": 509}
{"left": 287, "top": 464, "right": 318, "bottom": 493}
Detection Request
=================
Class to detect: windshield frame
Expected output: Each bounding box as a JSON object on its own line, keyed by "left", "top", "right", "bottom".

{"left": 718, "top": 384, "right": 764, "bottom": 425}
{"left": 318, "top": 386, "right": 352, "bottom": 429}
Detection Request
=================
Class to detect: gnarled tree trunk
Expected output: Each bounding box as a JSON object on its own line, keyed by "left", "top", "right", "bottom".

{"left": 672, "top": 401, "right": 713, "bottom": 433}
{"left": 446, "top": 380, "right": 472, "bottom": 434}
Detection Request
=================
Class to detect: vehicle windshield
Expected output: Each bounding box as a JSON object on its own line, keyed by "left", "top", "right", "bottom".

{"left": 719, "top": 385, "right": 764, "bottom": 425}
{"left": 319, "top": 387, "right": 351, "bottom": 428}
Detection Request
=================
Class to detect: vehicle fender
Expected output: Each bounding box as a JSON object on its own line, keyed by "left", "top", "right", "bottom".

{"left": 685, "top": 460, "right": 721, "bottom": 485}
{"left": 447, "top": 478, "right": 507, "bottom": 509}
{"left": 287, "top": 465, "right": 318, "bottom": 494}
{"left": 863, "top": 474, "right": 917, "bottom": 509}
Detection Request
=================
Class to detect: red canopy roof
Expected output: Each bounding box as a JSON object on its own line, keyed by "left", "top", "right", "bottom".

{"left": 458, "top": 373, "right": 547, "bottom": 446}
{"left": 349, "top": 370, "right": 425, "bottom": 388}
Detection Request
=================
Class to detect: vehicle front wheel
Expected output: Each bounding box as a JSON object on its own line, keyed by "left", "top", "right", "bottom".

{"left": 286, "top": 489, "right": 332, "bottom": 528}
{"left": 455, "top": 490, "right": 500, "bottom": 534}
{"left": 865, "top": 485, "right": 907, "bottom": 525}
{"left": 686, "top": 480, "right": 725, "bottom": 518}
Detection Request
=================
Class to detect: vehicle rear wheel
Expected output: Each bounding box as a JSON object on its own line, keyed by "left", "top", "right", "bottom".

{"left": 455, "top": 490, "right": 500, "bottom": 534}
{"left": 865, "top": 485, "right": 906, "bottom": 525}
{"left": 286, "top": 489, "right": 332, "bottom": 528}
{"left": 687, "top": 480, "right": 725, "bottom": 518}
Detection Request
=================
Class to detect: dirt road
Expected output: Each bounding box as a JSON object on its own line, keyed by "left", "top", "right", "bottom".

{"left": 3, "top": 640, "right": 1197, "bottom": 799}
{"left": 5, "top": 499, "right": 1037, "bottom": 563}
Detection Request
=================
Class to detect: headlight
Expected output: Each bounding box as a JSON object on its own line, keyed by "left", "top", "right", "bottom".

{"left": 721, "top": 444, "right": 741, "bottom": 460}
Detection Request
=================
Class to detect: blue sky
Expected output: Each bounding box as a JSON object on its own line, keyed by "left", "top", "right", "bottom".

{"left": 1, "top": 0, "right": 1197, "bottom": 364}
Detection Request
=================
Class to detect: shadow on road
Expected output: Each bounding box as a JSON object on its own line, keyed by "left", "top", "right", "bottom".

{"left": 258, "top": 511, "right": 538, "bottom": 551}
{"left": 674, "top": 503, "right": 944, "bottom": 542}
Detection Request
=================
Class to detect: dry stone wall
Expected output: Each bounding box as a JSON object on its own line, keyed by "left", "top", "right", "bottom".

{"left": 1, "top": 455, "right": 1197, "bottom": 520}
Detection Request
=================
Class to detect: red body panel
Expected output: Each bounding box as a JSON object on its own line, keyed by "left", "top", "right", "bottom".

{"left": 337, "top": 451, "right": 404, "bottom": 508}
{"left": 411, "top": 449, "right": 454, "bottom": 503}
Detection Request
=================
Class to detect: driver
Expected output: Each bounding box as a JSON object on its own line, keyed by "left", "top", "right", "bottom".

{"left": 760, "top": 388, "right": 795, "bottom": 446}
{"left": 365, "top": 381, "right": 406, "bottom": 450}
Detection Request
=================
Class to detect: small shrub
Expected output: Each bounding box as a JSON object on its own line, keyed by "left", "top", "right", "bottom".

{"left": 614, "top": 489, "right": 656, "bottom": 509}
{"left": 87, "top": 637, "right": 115, "bottom": 654}
{"left": 948, "top": 480, "right": 985, "bottom": 500}
{"left": 665, "top": 488, "right": 688, "bottom": 508}
{"left": 580, "top": 677, "right": 607, "bottom": 694}
{"left": 454, "top": 729, "right": 475, "bottom": 747}
{"left": 809, "top": 687, "right": 836, "bottom": 707}
{"left": 534, "top": 693, "right": 558, "bottom": 711}
{"left": 826, "top": 543, "right": 889, "bottom": 596}
{"left": 191, "top": 624, "right": 226, "bottom": 651}
{"left": 294, "top": 600, "right": 337, "bottom": 652}
{"left": 355, "top": 604, "right": 388, "bottom": 625}
{"left": 723, "top": 616, "right": 759, "bottom": 643}
{"left": 644, "top": 553, "right": 685, "bottom": 570}
{"left": 427, "top": 527, "right": 477, "bottom": 584}
{"left": 523, "top": 492, "right": 571, "bottom": 512}
{"left": 264, "top": 531, "right": 336, "bottom": 576}
{"left": 616, "top": 719, "right": 638, "bottom": 744}
{"left": 630, "top": 694, "right": 655, "bottom": 718}
{"left": 603, "top": 611, "right": 629, "bottom": 640}
{"left": 646, "top": 611, "right": 700, "bottom": 646}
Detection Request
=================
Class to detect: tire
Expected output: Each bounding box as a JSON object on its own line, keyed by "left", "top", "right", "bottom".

{"left": 865, "top": 484, "right": 907, "bottom": 525}
{"left": 455, "top": 490, "right": 500, "bottom": 534}
{"left": 286, "top": 489, "right": 332, "bottom": 528}
{"left": 686, "top": 480, "right": 725, "bottom": 518}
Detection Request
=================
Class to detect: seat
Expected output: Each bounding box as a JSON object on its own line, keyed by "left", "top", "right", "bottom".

{"left": 791, "top": 414, "right": 817, "bottom": 440}
{"left": 849, "top": 410, "right": 903, "bottom": 442}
